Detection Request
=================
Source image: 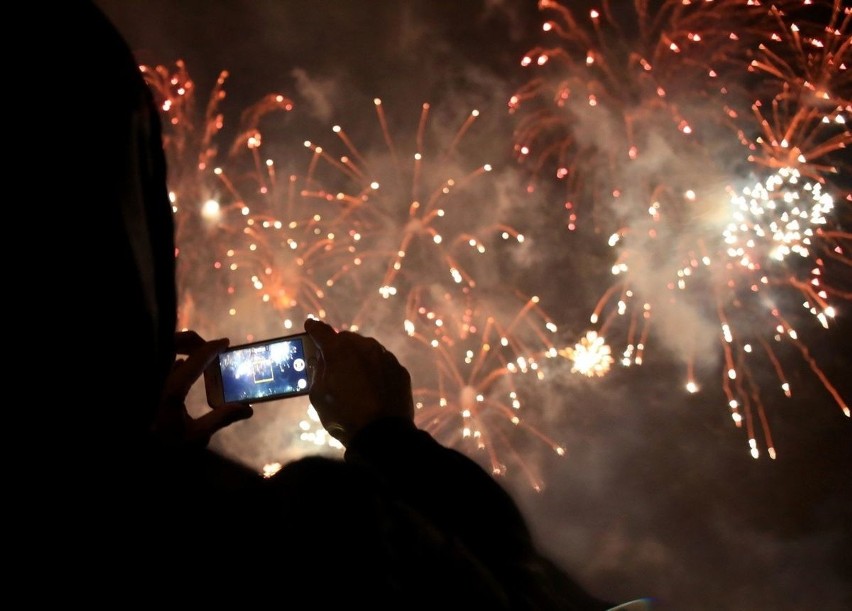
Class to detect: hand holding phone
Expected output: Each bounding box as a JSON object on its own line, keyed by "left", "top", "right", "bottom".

{"left": 304, "top": 319, "right": 414, "bottom": 446}
{"left": 155, "top": 331, "right": 254, "bottom": 447}
{"left": 204, "top": 332, "right": 318, "bottom": 408}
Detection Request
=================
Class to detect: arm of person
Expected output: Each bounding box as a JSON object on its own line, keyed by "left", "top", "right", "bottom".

{"left": 345, "top": 416, "right": 536, "bottom": 564}
{"left": 304, "top": 318, "right": 531, "bottom": 551}
{"left": 147, "top": 330, "right": 262, "bottom": 497}
{"left": 305, "top": 318, "right": 614, "bottom": 610}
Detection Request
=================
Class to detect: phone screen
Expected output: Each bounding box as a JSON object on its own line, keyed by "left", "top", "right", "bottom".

{"left": 218, "top": 335, "right": 312, "bottom": 404}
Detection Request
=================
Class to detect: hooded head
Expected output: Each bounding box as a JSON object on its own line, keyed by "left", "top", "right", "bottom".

{"left": 50, "top": 3, "right": 178, "bottom": 450}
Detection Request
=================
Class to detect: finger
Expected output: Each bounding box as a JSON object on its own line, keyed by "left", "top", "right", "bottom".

{"left": 165, "top": 338, "right": 229, "bottom": 399}
{"left": 194, "top": 403, "right": 254, "bottom": 436}
{"left": 304, "top": 318, "right": 337, "bottom": 353}
{"left": 346, "top": 333, "right": 389, "bottom": 369}
{"left": 378, "top": 351, "right": 415, "bottom": 419}
{"left": 174, "top": 330, "right": 206, "bottom": 355}
{"left": 364, "top": 335, "right": 388, "bottom": 357}
{"left": 380, "top": 347, "right": 405, "bottom": 372}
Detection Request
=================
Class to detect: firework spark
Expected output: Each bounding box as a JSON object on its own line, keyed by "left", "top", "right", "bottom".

{"left": 509, "top": 0, "right": 768, "bottom": 231}
{"left": 511, "top": 0, "right": 851, "bottom": 458}
{"left": 297, "top": 99, "right": 529, "bottom": 329}
{"left": 142, "top": 60, "right": 296, "bottom": 335}
{"left": 294, "top": 98, "right": 569, "bottom": 482}
{"left": 401, "top": 287, "right": 562, "bottom": 490}
{"left": 147, "top": 65, "right": 563, "bottom": 481}
{"left": 145, "top": 61, "right": 367, "bottom": 457}
{"left": 561, "top": 330, "right": 614, "bottom": 377}
{"left": 744, "top": 1, "right": 851, "bottom": 178}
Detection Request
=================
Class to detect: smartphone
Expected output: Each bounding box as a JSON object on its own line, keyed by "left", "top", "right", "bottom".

{"left": 204, "top": 332, "right": 318, "bottom": 407}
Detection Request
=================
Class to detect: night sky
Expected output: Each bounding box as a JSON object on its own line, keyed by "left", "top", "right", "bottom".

{"left": 95, "top": 1, "right": 851, "bottom": 608}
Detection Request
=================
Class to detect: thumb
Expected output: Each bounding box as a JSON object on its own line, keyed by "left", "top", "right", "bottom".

{"left": 304, "top": 318, "right": 336, "bottom": 353}
{"left": 195, "top": 403, "right": 254, "bottom": 437}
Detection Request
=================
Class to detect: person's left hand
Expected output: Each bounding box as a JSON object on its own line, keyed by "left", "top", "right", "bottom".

{"left": 153, "top": 330, "right": 254, "bottom": 449}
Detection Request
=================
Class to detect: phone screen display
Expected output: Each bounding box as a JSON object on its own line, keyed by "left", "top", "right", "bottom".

{"left": 218, "top": 335, "right": 311, "bottom": 403}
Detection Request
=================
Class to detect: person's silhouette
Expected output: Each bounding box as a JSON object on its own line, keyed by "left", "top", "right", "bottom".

{"left": 32, "top": 2, "right": 625, "bottom": 607}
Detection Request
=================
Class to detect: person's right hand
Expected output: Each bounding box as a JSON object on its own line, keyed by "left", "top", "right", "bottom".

{"left": 304, "top": 318, "right": 415, "bottom": 447}
{"left": 154, "top": 330, "right": 254, "bottom": 449}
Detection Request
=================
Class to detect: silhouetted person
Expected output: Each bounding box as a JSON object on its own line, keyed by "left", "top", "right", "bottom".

{"left": 35, "top": 2, "right": 623, "bottom": 607}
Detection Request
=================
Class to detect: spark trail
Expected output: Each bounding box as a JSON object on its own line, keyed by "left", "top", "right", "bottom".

{"left": 510, "top": 0, "right": 850, "bottom": 457}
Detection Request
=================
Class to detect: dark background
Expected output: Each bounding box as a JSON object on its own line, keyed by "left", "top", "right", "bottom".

{"left": 95, "top": 2, "right": 851, "bottom": 608}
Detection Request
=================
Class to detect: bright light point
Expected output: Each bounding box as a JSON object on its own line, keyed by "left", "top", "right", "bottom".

{"left": 564, "top": 331, "right": 613, "bottom": 377}
{"left": 686, "top": 381, "right": 699, "bottom": 393}
{"left": 201, "top": 199, "right": 221, "bottom": 219}
{"left": 262, "top": 463, "right": 282, "bottom": 478}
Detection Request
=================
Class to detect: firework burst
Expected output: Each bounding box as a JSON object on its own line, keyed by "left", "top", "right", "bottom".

{"left": 561, "top": 330, "right": 614, "bottom": 377}
{"left": 744, "top": 1, "right": 851, "bottom": 178}
{"left": 511, "top": 0, "right": 851, "bottom": 458}
{"left": 509, "top": 0, "right": 769, "bottom": 232}
{"left": 297, "top": 99, "right": 529, "bottom": 331}
{"left": 142, "top": 60, "right": 296, "bottom": 335}
{"left": 213, "top": 165, "right": 368, "bottom": 340}
{"left": 297, "top": 98, "right": 566, "bottom": 482}
{"left": 146, "top": 67, "right": 563, "bottom": 480}
{"left": 403, "top": 288, "right": 563, "bottom": 490}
